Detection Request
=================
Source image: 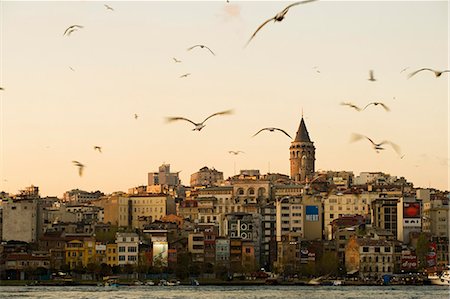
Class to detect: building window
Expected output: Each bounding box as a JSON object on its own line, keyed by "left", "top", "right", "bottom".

{"left": 363, "top": 247, "right": 369, "bottom": 253}
{"left": 119, "top": 246, "right": 126, "bottom": 252}
{"left": 128, "top": 256, "right": 137, "bottom": 261}
{"left": 384, "top": 247, "right": 391, "bottom": 253}
{"left": 119, "top": 256, "right": 125, "bottom": 261}
{"left": 375, "top": 247, "right": 380, "bottom": 253}
{"left": 128, "top": 246, "right": 137, "bottom": 252}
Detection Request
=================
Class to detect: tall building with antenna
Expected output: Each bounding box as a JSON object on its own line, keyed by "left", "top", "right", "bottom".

{"left": 289, "top": 117, "right": 315, "bottom": 182}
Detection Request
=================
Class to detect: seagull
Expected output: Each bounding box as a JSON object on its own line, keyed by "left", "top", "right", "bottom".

{"left": 173, "top": 57, "right": 182, "bottom": 63}
{"left": 363, "top": 102, "right": 390, "bottom": 111}
{"left": 0, "top": 87, "right": 4, "bottom": 91}
{"left": 228, "top": 150, "right": 245, "bottom": 155}
{"left": 179, "top": 73, "right": 191, "bottom": 78}
{"left": 350, "top": 133, "right": 401, "bottom": 155}
{"left": 245, "top": 0, "right": 318, "bottom": 47}
{"left": 187, "top": 44, "right": 216, "bottom": 56}
{"left": 69, "top": 66, "right": 75, "bottom": 72}
{"left": 408, "top": 68, "right": 450, "bottom": 79}
{"left": 313, "top": 66, "right": 321, "bottom": 73}
{"left": 72, "top": 161, "right": 85, "bottom": 177}
{"left": 368, "top": 70, "right": 376, "bottom": 82}
{"left": 252, "top": 127, "right": 292, "bottom": 139}
{"left": 134, "top": 113, "right": 138, "bottom": 120}
{"left": 340, "top": 102, "right": 361, "bottom": 112}
{"left": 94, "top": 146, "right": 102, "bottom": 153}
{"left": 63, "top": 25, "right": 83, "bottom": 36}
{"left": 166, "top": 109, "right": 233, "bottom": 131}
{"left": 104, "top": 4, "right": 114, "bottom": 11}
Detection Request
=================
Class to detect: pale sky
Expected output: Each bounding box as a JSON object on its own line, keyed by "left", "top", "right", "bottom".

{"left": 0, "top": 1, "right": 448, "bottom": 197}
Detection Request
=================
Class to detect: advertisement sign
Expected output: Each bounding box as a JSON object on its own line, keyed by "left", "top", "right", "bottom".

{"left": 152, "top": 241, "right": 168, "bottom": 267}
{"left": 426, "top": 242, "right": 437, "bottom": 267}
{"left": 403, "top": 218, "right": 421, "bottom": 227}
{"left": 403, "top": 202, "right": 421, "bottom": 218}
{"left": 305, "top": 205, "right": 319, "bottom": 222}
{"left": 300, "top": 248, "right": 309, "bottom": 264}
{"left": 401, "top": 254, "right": 418, "bottom": 270}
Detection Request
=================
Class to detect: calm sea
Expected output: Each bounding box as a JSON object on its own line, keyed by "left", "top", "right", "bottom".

{"left": 0, "top": 285, "right": 448, "bottom": 299}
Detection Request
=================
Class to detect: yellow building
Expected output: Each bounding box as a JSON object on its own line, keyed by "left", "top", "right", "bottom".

{"left": 118, "top": 194, "right": 176, "bottom": 228}
{"left": 65, "top": 237, "right": 96, "bottom": 269}
{"left": 106, "top": 243, "right": 118, "bottom": 266}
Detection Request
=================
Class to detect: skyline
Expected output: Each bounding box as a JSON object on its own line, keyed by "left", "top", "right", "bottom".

{"left": 0, "top": 1, "right": 448, "bottom": 196}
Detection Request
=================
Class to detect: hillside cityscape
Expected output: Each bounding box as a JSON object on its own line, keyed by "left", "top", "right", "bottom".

{"left": 0, "top": 117, "right": 448, "bottom": 286}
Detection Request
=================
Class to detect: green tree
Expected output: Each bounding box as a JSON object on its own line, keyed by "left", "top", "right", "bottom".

{"left": 317, "top": 252, "right": 339, "bottom": 276}
{"left": 416, "top": 233, "right": 430, "bottom": 270}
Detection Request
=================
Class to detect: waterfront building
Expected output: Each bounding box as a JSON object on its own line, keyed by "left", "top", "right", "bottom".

{"left": 190, "top": 166, "right": 224, "bottom": 187}
{"left": 64, "top": 235, "right": 96, "bottom": 269}
{"left": 324, "top": 191, "right": 380, "bottom": 240}
{"left": 345, "top": 236, "right": 395, "bottom": 279}
{"left": 215, "top": 237, "right": 230, "bottom": 267}
{"left": 116, "top": 232, "right": 139, "bottom": 266}
{"left": 396, "top": 196, "right": 422, "bottom": 244}
{"left": 3, "top": 199, "right": 38, "bottom": 243}
{"left": 106, "top": 243, "right": 118, "bottom": 266}
{"left": 371, "top": 195, "right": 400, "bottom": 237}
{"left": 117, "top": 194, "right": 176, "bottom": 228}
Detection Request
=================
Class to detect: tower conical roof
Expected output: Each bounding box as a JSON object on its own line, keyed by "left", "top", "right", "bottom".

{"left": 294, "top": 118, "right": 311, "bottom": 142}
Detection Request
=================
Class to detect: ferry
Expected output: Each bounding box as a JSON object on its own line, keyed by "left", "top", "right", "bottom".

{"left": 428, "top": 266, "right": 450, "bottom": 286}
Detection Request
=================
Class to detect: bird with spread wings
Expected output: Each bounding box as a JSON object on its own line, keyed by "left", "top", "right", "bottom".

{"left": 408, "top": 68, "right": 450, "bottom": 79}
{"left": 252, "top": 127, "right": 292, "bottom": 139}
{"left": 72, "top": 161, "right": 85, "bottom": 177}
{"left": 350, "top": 133, "right": 401, "bottom": 155}
{"left": 166, "top": 110, "right": 233, "bottom": 131}
{"left": 246, "top": 0, "right": 318, "bottom": 47}
{"left": 363, "top": 102, "right": 390, "bottom": 112}
{"left": 187, "top": 44, "right": 215, "bottom": 56}
{"left": 63, "top": 25, "right": 83, "bottom": 36}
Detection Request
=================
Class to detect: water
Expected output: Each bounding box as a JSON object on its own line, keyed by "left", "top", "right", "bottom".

{"left": 0, "top": 285, "right": 448, "bottom": 299}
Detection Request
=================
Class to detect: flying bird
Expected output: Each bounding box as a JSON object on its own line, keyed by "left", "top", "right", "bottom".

{"left": 407, "top": 68, "right": 450, "bottom": 79}
{"left": 94, "top": 146, "right": 102, "bottom": 153}
{"left": 0, "top": 87, "right": 4, "bottom": 91}
{"left": 350, "top": 133, "right": 401, "bottom": 155}
{"left": 228, "top": 150, "right": 245, "bottom": 155}
{"left": 173, "top": 57, "right": 182, "bottom": 63}
{"left": 362, "top": 102, "right": 390, "bottom": 111}
{"left": 72, "top": 161, "right": 85, "bottom": 177}
{"left": 134, "top": 113, "right": 138, "bottom": 120}
{"left": 179, "top": 73, "right": 191, "bottom": 78}
{"left": 104, "top": 4, "right": 114, "bottom": 11}
{"left": 69, "top": 66, "right": 75, "bottom": 72}
{"left": 63, "top": 25, "right": 83, "bottom": 36}
{"left": 245, "top": 0, "right": 318, "bottom": 47}
{"left": 166, "top": 109, "right": 233, "bottom": 131}
{"left": 340, "top": 102, "right": 361, "bottom": 112}
{"left": 368, "top": 70, "right": 376, "bottom": 82}
{"left": 187, "top": 44, "right": 216, "bottom": 56}
{"left": 252, "top": 127, "right": 292, "bottom": 139}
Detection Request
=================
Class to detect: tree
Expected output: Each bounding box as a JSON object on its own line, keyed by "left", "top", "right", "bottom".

{"left": 416, "top": 233, "right": 430, "bottom": 270}
{"left": 317, "top": 252, "right": 339, "bottom": 276}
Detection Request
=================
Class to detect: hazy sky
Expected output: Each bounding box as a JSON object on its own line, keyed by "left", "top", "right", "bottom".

{"left": 0, "top": 1, "right": 448, "bottom": 196}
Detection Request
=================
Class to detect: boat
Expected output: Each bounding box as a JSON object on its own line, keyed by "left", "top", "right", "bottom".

{"left": 191, "top": 279, "right": 200, "bottom": 286}
{"left": 145, "top": 280, "right": 155, "bottom": 286}
{"left": 166, "top": 279, "right": 181, "bottom": 286}
{"left": 428, "top": 267, "right": 450, "bottom": 286}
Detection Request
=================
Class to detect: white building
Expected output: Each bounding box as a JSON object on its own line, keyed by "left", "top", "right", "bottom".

{"left": 2, "top": 199, "right": 38, "bottom": 243}
{"left": 116, "top": 232, "right": 139, "bottom": 266}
